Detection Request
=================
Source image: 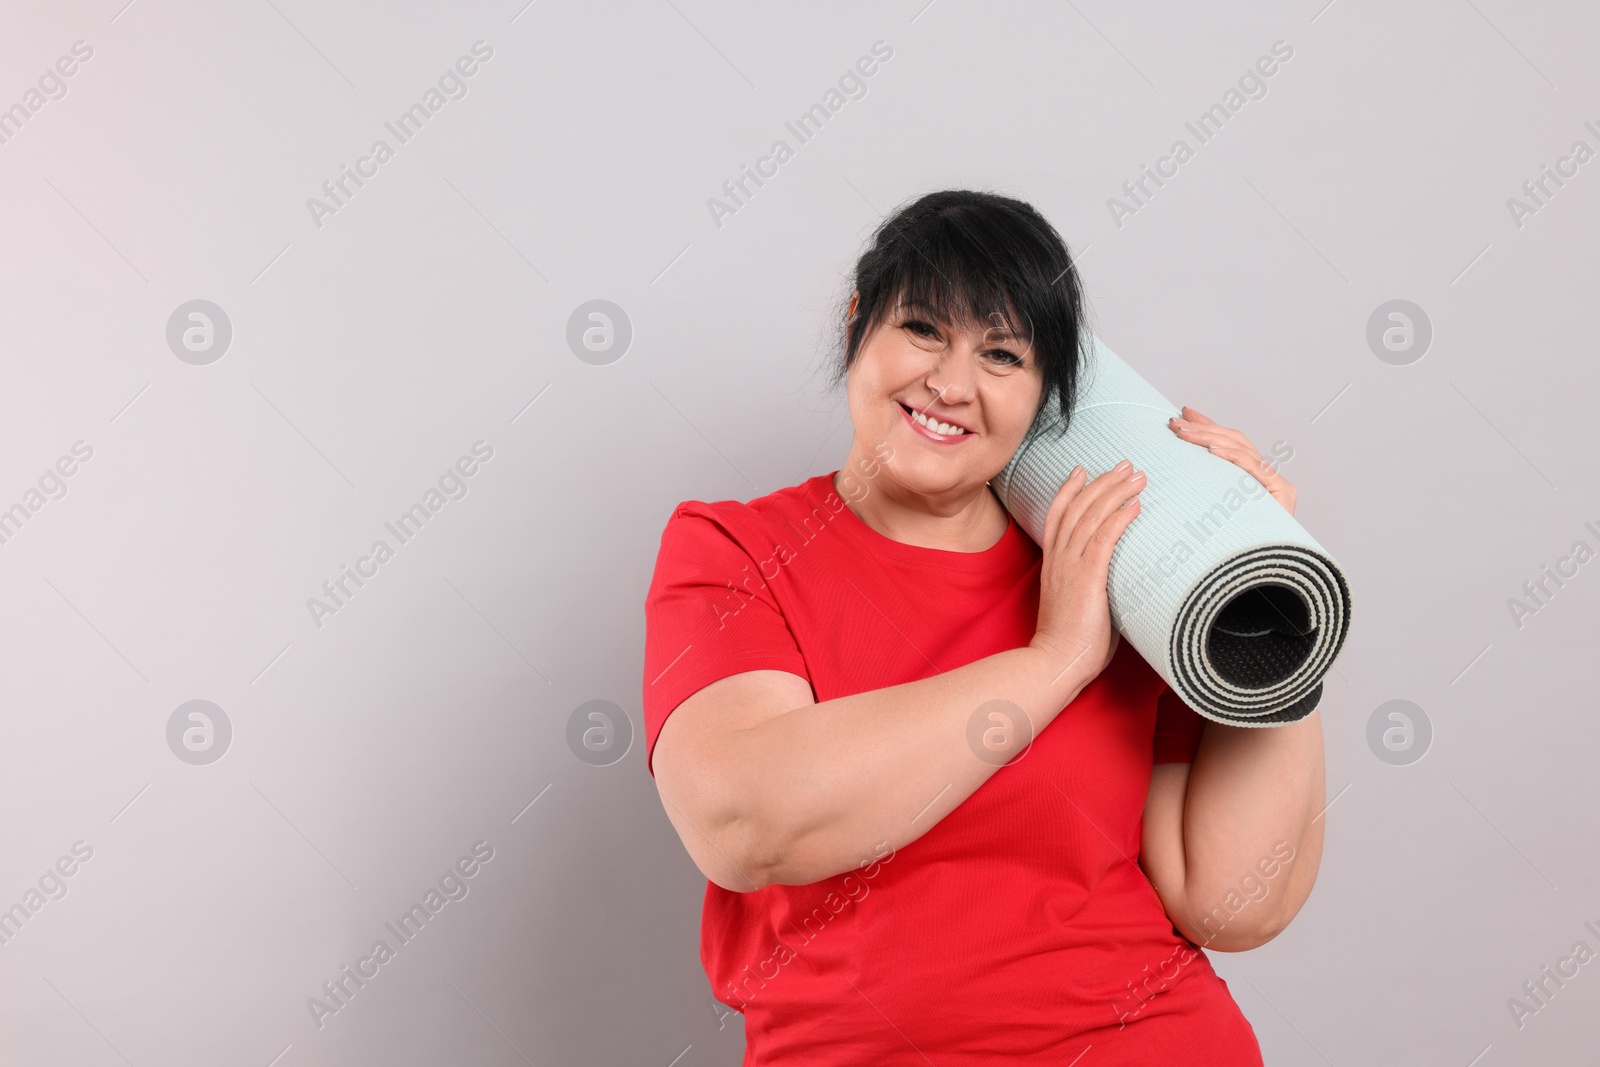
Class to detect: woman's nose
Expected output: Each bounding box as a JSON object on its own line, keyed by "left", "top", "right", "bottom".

{"left": 928, "top": 348, "right": 979, "bottom": 401}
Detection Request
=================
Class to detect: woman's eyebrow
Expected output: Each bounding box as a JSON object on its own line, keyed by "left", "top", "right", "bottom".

{"left": 893, "top": 298, "right": 1030, "bottom": 342}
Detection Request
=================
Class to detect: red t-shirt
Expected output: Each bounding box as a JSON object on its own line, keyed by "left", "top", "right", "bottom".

{"left": 641, "top": 471, "right": 1262, "bottom": 1066}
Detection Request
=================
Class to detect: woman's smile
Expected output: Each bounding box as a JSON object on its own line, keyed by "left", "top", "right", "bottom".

{"left": 897, "top": 399, "right": 975, "bottom": 443}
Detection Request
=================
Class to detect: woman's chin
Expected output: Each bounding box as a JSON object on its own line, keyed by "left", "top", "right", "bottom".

{"left": 894, "top": 460, "right": 984, "bottom": 499}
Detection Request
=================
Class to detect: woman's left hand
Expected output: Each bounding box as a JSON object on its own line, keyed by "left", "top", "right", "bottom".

{"left": 1168, "top": 405, "right": 1297, "bottom": 517}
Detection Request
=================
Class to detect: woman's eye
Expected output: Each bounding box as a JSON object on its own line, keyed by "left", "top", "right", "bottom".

{"left": 902, "top": 319, "right": 938, "bottom": 337}
{"left": 987, "top": 350, "right": 1022, "bottom": 366}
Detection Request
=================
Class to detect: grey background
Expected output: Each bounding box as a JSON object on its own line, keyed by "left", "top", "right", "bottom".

{"left": 1, "top": 0, "right": 1596, "bottom": 1064}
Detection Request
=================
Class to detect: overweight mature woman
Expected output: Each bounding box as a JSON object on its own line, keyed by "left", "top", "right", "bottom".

{"left": 641, "top": 189, "right": 1324, "bottom": 1065}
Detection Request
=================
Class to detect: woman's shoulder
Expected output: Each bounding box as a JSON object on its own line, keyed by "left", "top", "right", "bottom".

{"left": 658, "top": 473, "right": 835, "bottom": 538}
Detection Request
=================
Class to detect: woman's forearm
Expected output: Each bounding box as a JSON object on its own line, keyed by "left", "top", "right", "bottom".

{"left": 724, "top": 644, "right": 1098, "bottom": 889}
{"left": 1151, "top": 710, "right": 1326, "bottom": 950}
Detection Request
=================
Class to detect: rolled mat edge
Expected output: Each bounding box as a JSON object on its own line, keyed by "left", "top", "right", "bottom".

{"left": 991, "top": 335, "right": 1353, "bottom": 727}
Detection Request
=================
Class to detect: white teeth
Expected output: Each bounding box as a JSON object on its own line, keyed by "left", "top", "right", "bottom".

{"left": 910, "top": 408, "right": 966, "bottom": 436}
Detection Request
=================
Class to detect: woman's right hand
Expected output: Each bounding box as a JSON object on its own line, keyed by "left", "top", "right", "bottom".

{"left": 1028, "top": 459, "right": 1146, "bottom": 683}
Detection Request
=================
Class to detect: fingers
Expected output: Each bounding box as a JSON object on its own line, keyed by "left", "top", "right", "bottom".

{"left": 1045, "top": 462, "right": 1144, "bottom": 560}
{"left": 1041, "top": 464, "right": 1084, "bottom": 551}
{"left": 1068, "top": 471, "right": 1142, "bottom": 562}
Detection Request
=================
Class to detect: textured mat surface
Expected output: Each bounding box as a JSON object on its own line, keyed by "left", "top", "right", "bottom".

{"left": 992, "top": 335, "right": 1352, "bottom": 727}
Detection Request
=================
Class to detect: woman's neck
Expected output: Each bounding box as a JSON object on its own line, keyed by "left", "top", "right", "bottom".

{"left": 833, "top": 467, "right": 1010, "bottom": 553}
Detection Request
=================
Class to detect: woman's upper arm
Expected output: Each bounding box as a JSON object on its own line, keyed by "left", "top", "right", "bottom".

{"left": 652, "top": 668, "right": 816, "bottom": 892}
{"left": 1140, "top": 761, "right": 1191, "bottom": 929}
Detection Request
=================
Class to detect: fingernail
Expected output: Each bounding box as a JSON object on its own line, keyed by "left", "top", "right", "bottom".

{"left": 1114, "top": 459, "right": 1132, "bottom": 472}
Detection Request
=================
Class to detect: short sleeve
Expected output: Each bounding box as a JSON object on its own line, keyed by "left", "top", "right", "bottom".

{"left": 1153, "top": 684, "right": 1207, "bottom": 764}
{"left": 641, "top": 505, "right": 810, "bottom": 776}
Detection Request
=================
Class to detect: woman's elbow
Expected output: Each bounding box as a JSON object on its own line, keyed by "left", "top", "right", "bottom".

{"left": 1188, "top": 900, "right": 1302, "bottom": 952}
{"left": 707, "top": 814, "right": 789, "bottom": 892}
{"left": 655, "top": 778, "right": 775, "bottom": 893}
{"left": 1198, "top": 922, "right": 1285, "bottom": 953}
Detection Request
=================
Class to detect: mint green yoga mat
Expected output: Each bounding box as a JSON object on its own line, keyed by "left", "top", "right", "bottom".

{"left": 992, "top": 334, "right": 1352, "bottom": 727}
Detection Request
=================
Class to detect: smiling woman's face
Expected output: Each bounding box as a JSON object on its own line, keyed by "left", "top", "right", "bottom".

{"left": 846, "top": 293, "right": 1045, "bottom": 505}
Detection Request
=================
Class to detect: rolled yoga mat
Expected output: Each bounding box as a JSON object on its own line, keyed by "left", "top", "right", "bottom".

{"left": 991, "top": 334, "right": 1352, "bottom": 727}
